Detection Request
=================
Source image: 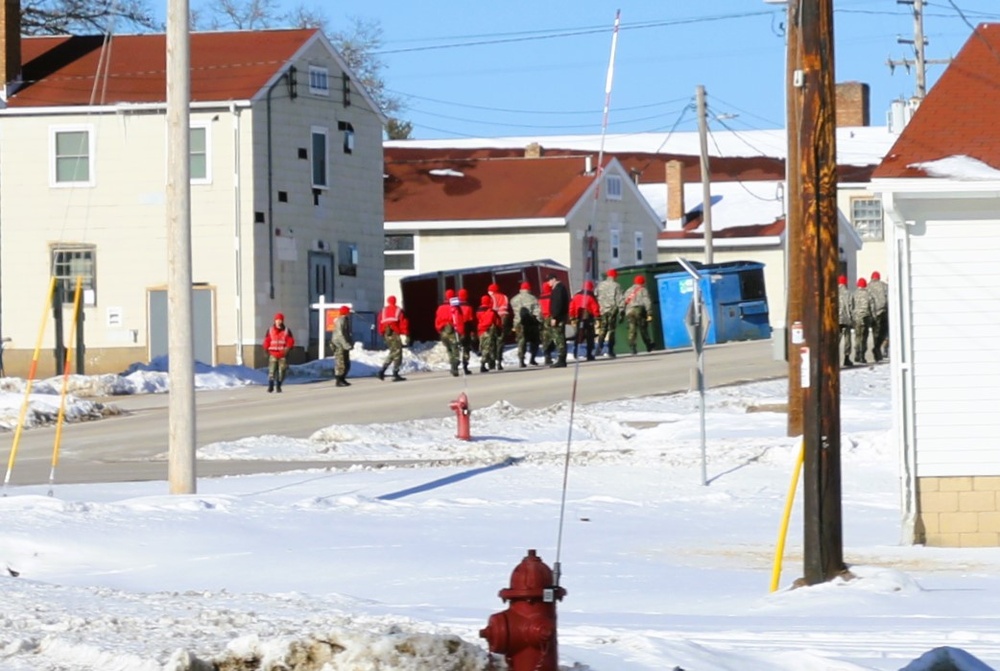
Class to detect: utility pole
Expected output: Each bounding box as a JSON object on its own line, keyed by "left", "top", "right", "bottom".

{"left": 696, "top": 85, "right": 713, "bottom": 264}
{"left": 784, "top": 0, "right": 804, "bottom": 437}
{"left": 889, "top": 0, "right": 951, "bottom": 100}
{"left": 797, "top": 0, "right": 844, "bottom": 585}
{"left": 166, "top": 0, "right": 196, "bottom": 494}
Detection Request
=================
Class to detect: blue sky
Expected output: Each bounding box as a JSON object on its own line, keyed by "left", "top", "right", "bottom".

{"left": 306, "top": 1, "right": 1000, "bottom": 140}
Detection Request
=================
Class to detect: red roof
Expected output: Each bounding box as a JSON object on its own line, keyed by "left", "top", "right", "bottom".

{"left": 9, "top": 29, "right": 317, "bottom": 107}
{"left": 874, "top": 23, "right": 1000, "bottom": 178}
{"left": 384, "top": 153, "right": 603, "bottom": 222}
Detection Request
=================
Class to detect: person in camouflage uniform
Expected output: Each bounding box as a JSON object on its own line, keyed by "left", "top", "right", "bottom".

{"left": 376, "top": 296, "right": 409, "bottom": 382}
{"left": 456, "top": 288, "right": 476, "bottom": 375}
{"left": 538, "top": 281, "right": 555, "bottom": 365}
{"left": 510, "top": 281, "right": 541, "bottom": 367}
{"left": 868, "top": 271, "right": 889, "bottom": 362}
{"left": 622, "top": 275, "right": 655, "bottom": 355}
{"left": 851, "top": 277, "right": 877, "bottom": 364}
{"left": 434, "top": 289, "right": 461, "bottom": 377}
{"left": 475, "top": 295, "right": 502, "bottom": 372}
{"left": 837, "top": 275, "right": 853, "bottom": 367}
{"left": 595, "top": 268, "right": 623, "bottom": 358}
{"left": 331, "top": 305, "right": 354, "bottom": 387}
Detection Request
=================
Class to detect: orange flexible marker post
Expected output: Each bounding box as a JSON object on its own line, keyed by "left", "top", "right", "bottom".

{"left": 49, "top": 277, "right": 83, "bottom": 494}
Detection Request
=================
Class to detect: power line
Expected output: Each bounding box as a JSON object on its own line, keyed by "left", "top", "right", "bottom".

{"left": 404, "top": 105, "right": 693, "bottom": 133}
{"left": 387, "top": 89, "right": 693, "bottom": 116}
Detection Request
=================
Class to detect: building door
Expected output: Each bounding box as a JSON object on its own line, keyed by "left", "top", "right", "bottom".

{"left": 148, "top": 286, "right": 215, "bottom": 365}
{"left": 308, "top": 251, "right": 335, "bottom": 352}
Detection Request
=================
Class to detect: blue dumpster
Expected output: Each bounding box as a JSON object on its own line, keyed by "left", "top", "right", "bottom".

{"left": 655, "top": 261, "right": 771, "bottom": 349}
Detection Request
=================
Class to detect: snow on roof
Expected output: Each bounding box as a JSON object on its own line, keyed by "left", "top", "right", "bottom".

{"left": 909, "top": 155, "right": 1000, "bottom": 181}
{"left": 390, "top": 126, "right": 897, "bottom": 168}
{"left": 639, "top": 180, "right": 784, "bottom": 232}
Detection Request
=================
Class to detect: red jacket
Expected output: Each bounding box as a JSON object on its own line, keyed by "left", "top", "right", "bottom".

{"left": 263, "top": 325, "right": 294, "bottom": 358}
{"left": 378, "top": 304, "right": 409, "bottom": 336}
{"left": 456, "top": 302, "right": 475, "bottom": 337}
{"left": 435, "top": 301, "right": 457, "bottom": 332}
{"left": 476, "top": 306, "right": 501, "bottom": 336}
{"left": 569, "top": 291, "right": 600, "bottom": 321}
{"left": 490, "top": 292, "right": 510, "bottom": 319}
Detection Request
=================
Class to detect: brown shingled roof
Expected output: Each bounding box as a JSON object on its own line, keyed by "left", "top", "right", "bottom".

{"left": 384, "top": 154, "right": 602, "bottom": 222}
{"left": 9, "top": 29, "right": 317, "bottom": 107}
{"left": 873, "top": 23, "right": 1000, "bottom": 178}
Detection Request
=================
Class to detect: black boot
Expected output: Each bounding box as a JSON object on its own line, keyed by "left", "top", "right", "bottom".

{"left": 377, "top": 365, "right": 387, "bottom": 381}
{"left": 480, "top": 363, "right": 488, "bottom": 373}
{"left": 336, "top": 375, "right": 350, "bottom": 387}
{"left": 276, "top": 380, "right": 282, "bottom": 393}
{"left": 450, "top": 362, "right": 460, "bottom": 377}
{"left": 630, "top": 345, "right": 638, "bottom": 356}
{"left": 497, "top": 359, "right": 504, "bottom": 370}
{"left": 843, "top": 358, "right": 853, "bottom": 367}
{"left": 267, "top": 379, "right": 274, "bottom": 393}
{"left": 550, "top": 355, "right": 567, "bottom": 368}
{"left": 392, "top": 370, "right": 406, "bottom": 382}
{"left": 463, "top": 363, "right": 472, "bottom": 375}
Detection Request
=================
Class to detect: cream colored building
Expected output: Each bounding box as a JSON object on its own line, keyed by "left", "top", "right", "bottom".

{"left": 0, "top": 28, "right": 386, "bottom": 376}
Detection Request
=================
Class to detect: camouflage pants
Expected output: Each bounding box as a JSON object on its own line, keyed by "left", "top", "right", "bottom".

{"left": 596, "top": 310, "right": 618, "bottom": 353}
{"left": 853, "top": 317, "right": 872, "bottom": 362}
{"left": 626, "top": 308, "right": 653, "bottom": 351}
{"left": 515, "top": 321, "right": 540, "bottom": 362}
{"left": 479, "top": 327, "right": 497, "bottom": 368}
{"left": 383, "top": 327, "right": 403, "bottom": 372}
{"left": 839, "top": 324, "right": 853, "bottom": 362}
{"left": 333, "top": 347, "right": 351, "bottom": 377}
{"left": 439, "top": 325, "right": 460, "bottom": 370}
{"left": 872, "top": 311, "right": 888, "bottom": 360}
{"left": 540, "top": 320, "right": 557, "bottom": 361}
{"left": 493, "top": 316, "right": 510, "bottom": 366}
{"left": 267, "top": 355, "right": 288, "bottom": 382}
{"left": 460, "top": 334, "right": 474, "bottom": 366}
{"left": 550, "top": 319, "right": 567, "bottom": 362}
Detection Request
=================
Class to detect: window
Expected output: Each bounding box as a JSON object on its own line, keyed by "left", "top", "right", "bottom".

{"left": 342, "top": 73, "right": 351, "bottom": 107}
{"left": 190, "top": 124, "right": 210, "bottom": 182}
{"left": 338, "top": 121, "right": 355, "bottom": 154}
{"left": 311, "top": 127, "right": 328, "bottom": 188}
{"left": 52, "top": 244, "right": 97, "bottom": 306}
{"left": 634, "top": 232, "right": 644, "bottom": 263}
{"left": 51, "top": 126, "right": 94, "bottom": 186}
{"left": 605, "top": 174, "right": 623, "bottom": 201}
{"left": 384, "top": 234, "right": 415, "bottom": 271}
{"left": 611, "top": 229, "right": 621, "bottom": 263}
{"left": 851, "top": 197, "right": 883, "bottom": 241}
{"left": 338, "top": 241, "right": 358, "bottom": 276}
{"left": 309, "top": 66, "right": 329, "bottom": 95}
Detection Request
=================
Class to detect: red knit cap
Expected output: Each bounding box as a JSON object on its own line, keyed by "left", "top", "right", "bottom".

{"left": 445, "top": 289, "right": 455, "bottom": 299}
{"left": 339, "top": 306, "right": 350, "bottom": 315}
{"left": 607, "top": 268, "right": 617, "bottom": 278}
{"left": 274, "top": 313, "right": 284, "bottom": 321}
{"left": 458, "top": 289, "right": 469, "bottom": 301}
{"left": 387, "top": 296, "right": 397, "bottom": 305}
{"left": 634, "top": 275, "right": 645, "bottom": 285}
{"left": 480, "top": 295, "right": 492, "bottom": 307}
{"left": 857, "top": 278, "right": 867, "bottom": 288}
{"left": 838, "top": 275, "right": 847, "bottom": 286}
{"left": 584, "top": 280, "right": 594, "bottom": 291}
{"left": 488, "top": 283, "right": 499, "bottom": 293}
{"left": 520, "top": 281, "right": 531, "bottom": 291}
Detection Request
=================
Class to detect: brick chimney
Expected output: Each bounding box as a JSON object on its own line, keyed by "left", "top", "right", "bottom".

{"left": 665, "top": 160, "right": 685, "bottom": 230}
{"left": 524, "top": 142, "right": 542, "bottom": 158}
{"left": 835, "top": 81, "right": 869, "bottom": 127}
{"left": 0, "top": 0, "right": 20, "bottom": 101}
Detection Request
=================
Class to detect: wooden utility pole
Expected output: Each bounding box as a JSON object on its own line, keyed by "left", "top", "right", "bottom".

{"left": 785, "top": 0, "right": 804, "bottom": 437}
{"left": 797, "top": 0, "right": 844, "bottom": 585}
{"left": 166, "top": 0, "right": 196, "bottom": 494}
{"left": 889, "top": 0, "right": 950, "bottom": 101}
{"left": 696, "top": 85, "right": 714, "bottom": 264}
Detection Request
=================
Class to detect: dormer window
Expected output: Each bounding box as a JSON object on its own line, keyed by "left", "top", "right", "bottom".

{"left": 309, "top": 66, "right": 329, "bottom": 96}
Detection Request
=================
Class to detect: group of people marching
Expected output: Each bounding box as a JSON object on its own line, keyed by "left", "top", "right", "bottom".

{"left": 837, "top": 271, "right": 889, "bottom": 366}
{"left": 434, "top": 271, "right": 657, "bottom": 377}
{"left": 261, "top": 270, "right": 659, "bottom": 391}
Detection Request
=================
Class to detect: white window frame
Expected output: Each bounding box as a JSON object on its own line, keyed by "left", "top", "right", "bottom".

{"left": 309, "top": 66, "right": 330, "bottom": 96}
{"left": 634, "top": 231, "right": 644, "bottom": 263}
{"left": 384, "top": 233, "right": 416, "bottom": 273}
{"left": 605, "top": 174, "right": 623, "bottom": 201}
{"left": 51, "top": 243, "right": 97, "bottom": 306}
{"left": 50, "top": 125, "right": 95, "bottom": 187}
{"left": 610, "top": 228, "right": 621, "bottom": 263}
{"left": 311, "top": 126, "right": 329, "bottom": 189}
{"left": 189, "top": 122, "right": 211, "bottom": 184}
{"left": 851, "top": 196, "right": 883, "bottom": 241}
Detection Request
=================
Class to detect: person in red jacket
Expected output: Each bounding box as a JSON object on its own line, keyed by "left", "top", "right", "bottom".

{"left": 262, "top": 312, "right": 294, "bottom": 393}
{"left": 476, "top": 294, "right": 502, "bottom": 372}
{"left": 377, "top": 295, "right": 409, "bottom": 382}
{"left": 569, "top": 280, "right": 601, "bottom": 361}
{"left": 456, "top": 288, "right": 476, "bottom": 375}
{"left": 539, "top": 281, "right": 554, "bottom": 365}
{"left": 488, "top": 283, "right": 511, "bottom": 370}
{"left": 435, "top": 289, "right": 461, "bottom": 377}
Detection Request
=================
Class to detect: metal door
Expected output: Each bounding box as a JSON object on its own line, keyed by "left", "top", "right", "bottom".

{"left": 308, "top": 251, "right": 335, "bottom": 348}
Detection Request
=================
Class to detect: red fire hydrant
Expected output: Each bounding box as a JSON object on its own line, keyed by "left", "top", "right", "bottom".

{"left": 480, "top": 549, "right": 566, "bottom": 671}
{"left": 449, "top": 391, "right": 471, "bottom": 440}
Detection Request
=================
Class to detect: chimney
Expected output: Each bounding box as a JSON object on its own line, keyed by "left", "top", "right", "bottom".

{"left": 665, "top": 160, "right": 685, "bottom": 229}
{"left": 835, "top": 81, "right": 869, "bottom": 127}
{"left": 0, "top": 0, "right": 20, "bottom": 101}
{"left": 524, "top": 142, "right": 542, "bottom": 158}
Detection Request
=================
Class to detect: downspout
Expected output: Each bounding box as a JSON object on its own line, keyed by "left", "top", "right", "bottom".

{"left": 265, "top": 72, "right": 288, "bottom": 300}
{"left": 883, "top": 192, "right": 918, "bottom": 544}
{"left": 231, "top": 101, "right": 244, "bottom": 365}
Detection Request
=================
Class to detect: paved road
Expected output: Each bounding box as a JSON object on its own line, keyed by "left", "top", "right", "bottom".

{"left": 4, "top": 339, "right": 787, "bottom": 486}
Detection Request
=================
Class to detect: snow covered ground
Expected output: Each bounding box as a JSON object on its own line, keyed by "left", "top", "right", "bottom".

{"left": 1, "top": 347, "right": 999, "bottom": 671}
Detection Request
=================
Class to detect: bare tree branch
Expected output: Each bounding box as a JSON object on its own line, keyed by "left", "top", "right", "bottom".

{"left": 22, "top": 0, "right": 160, "bottom": 35}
